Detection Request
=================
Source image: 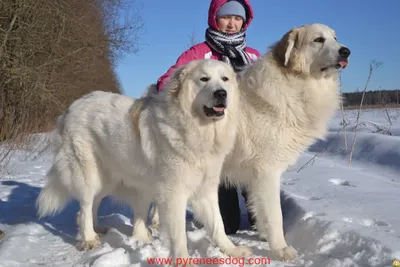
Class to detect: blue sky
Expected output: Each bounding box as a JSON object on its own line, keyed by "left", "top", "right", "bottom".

{"left": 115, "top": 0, "right": 400, "bottom": 98}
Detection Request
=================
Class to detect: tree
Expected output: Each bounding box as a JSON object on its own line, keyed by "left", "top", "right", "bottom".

{"left": 187, "top": 28, "right": 198, "bottom": 48}
{"left": 0, "top": 0, "right": 144, "bottom": 169}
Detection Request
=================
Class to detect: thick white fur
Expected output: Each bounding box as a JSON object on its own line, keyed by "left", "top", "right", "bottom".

{"left": 35, "top": 59, "right": 252, "bottom": 264}
{"left": 221, "top": 23, "right": 350, "bottom": 261}
{"left": 151, "top": 23, "right": 350, "bottom": 262}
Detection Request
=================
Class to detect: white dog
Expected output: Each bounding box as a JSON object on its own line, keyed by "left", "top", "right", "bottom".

{"left": 35, "top": 59, "right": 252, "bottom": 264}
{"left": 151, "top": 23, "right": 351, "bottom": 262}
{"left": 221, "top": 23, "right": 351, "bottom": 261}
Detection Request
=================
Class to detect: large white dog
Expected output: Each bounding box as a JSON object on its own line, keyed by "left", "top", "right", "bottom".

{"left": 150, "top": 23, "right": 351, "bottom": 262}
{"left": 221, "top": 23, "right": 351, "bottom": 261}
{"left": 35, "top": 59, "right": 252, "bottom": 263}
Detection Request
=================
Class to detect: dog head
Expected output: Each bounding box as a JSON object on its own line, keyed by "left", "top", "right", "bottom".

{"left": 166, "top": 59, "right": 238, "bottom": 120}
{"left": 273, "top": 23, "right": 351, "bottom": 78}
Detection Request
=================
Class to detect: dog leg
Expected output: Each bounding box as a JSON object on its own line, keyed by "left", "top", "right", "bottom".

{"left": 132, "top": 194, "right": 153, "bottom": 244}
{"left": 250, "top": 168, "right": 297, "bottom": 261}
{"left": 157, "top": 188, "right": 193, "bottom": 266}
{"left": 77, "top": 197, "right": 101, "bottom": 251}
{"left": 189, "top": 188, "right": 252, "bottom": 258}
{"left": 122, "top": 189, "right": 153, "bottom": 243}
{"left": 241, "top": 187, "right": 257, "bottom": 229}
{"left": 92, "top": 193, "right": 109, "bottom": 234}
{"left": 149, "top": 203, "right": 160, "bottom": 229}
{"left": 114, "top": 186, "right": 153, "bottom": 243}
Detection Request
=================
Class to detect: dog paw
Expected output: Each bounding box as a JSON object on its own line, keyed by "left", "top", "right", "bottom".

{"left": 94, "top": 225, "right": 109, "bottom": 234}
{"left": 272, "top": 246, "right": 297, "bottom": 262}
{"left": 223, "top": 246, "right": 253, "bottom": 258}
{"left": 151, "top": 220, "right": 160, "bottom": 230}
{"left": 78, "top": 235, "right": 101, "bottom": 251}
{"left": 133, "top": 227, "right": 152, "bottom": 244}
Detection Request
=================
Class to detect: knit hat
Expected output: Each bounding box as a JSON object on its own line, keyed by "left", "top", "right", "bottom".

{"left": 216, "top": 0, "right": 247, "bottom": 21}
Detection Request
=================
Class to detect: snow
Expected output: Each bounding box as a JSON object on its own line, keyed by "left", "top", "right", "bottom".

{"left": 1, "top": 108, "right": 400, "bottom": 267}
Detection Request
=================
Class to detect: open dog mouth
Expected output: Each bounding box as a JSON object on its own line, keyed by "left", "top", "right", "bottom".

{"left": 203, "top": 103, "right": 226, "bottom": 117}
{"left": 321, "top": 59, "right": 348, "bottom": 71}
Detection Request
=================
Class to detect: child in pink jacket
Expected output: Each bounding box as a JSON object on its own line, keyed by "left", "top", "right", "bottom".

{"left": 156, "top": 0, "right": 261, "bottom": 235}
{"left": 157, "top": 0, "right": 260, "bottom": 91}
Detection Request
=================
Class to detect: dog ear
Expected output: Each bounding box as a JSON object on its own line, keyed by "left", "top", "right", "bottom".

{"left": 283, "top": 28, "right": 300, "bottom": 66}
{"left": 284, "top": 29, "right": 298, "bottom": 66}
{"left": 167, "top": 63, "right": 191, "bottom": 98}
{"left": 275, "top": 27, "right": 299, "bottom": 67}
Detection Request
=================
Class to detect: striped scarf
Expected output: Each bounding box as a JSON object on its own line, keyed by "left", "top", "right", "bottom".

{"left": 205, "top": 27, "right": 251, "bottom": 72}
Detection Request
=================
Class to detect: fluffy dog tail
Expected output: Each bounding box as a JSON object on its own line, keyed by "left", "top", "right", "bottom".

{"left": 36, "top": 165, "right": 70, "bottom": 218}
{"left": 36, "top": 113, "right": 70, "bottom": 218}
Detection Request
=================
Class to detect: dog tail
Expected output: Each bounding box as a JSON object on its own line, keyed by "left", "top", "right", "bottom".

{"left": 36, "top": 113, "right": 70, "bottom": 218}
{"left": 36, "top": 165, "right": 70, "bottom": 218}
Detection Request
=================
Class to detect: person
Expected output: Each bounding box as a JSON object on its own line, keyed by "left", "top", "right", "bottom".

{"left": 156, "top": 0, "right": 261, "bottom": 235}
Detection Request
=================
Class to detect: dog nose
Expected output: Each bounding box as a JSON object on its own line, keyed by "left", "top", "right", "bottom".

{"left": 214, "top": 89, "right": 227, "bottom": 101}
{"left": 339, "top": 47, "right": 351, "bottom": 58}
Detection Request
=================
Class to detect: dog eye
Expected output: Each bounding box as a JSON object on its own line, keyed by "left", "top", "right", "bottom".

{"left": 200, "top": 77, "right": 210, "bottom": 82}
{"left": 221, "top": 76, "right": 229, "bottom": 82}
{"left": 314, "top": 37, "right": 325, "bottom": 43}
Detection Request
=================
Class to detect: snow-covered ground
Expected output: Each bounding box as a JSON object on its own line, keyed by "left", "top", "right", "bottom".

{"left": 1, "top": 108, "right": 399, "bottom": 267}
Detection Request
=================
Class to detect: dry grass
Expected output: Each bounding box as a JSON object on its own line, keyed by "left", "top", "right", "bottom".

{"left": 348, "top": 60, "right": 383, "bottom": 167}
{"left": 339, "top": 72, "right": 349, "bottom": 152}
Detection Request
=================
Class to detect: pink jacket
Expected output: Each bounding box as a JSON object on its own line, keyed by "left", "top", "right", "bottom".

{"left": 156, "top": 0, "right": 260, "bottom": 92}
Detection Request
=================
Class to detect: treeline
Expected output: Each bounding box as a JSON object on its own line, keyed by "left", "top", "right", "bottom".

{"left": 342, "top": 89, "right": 400, "bottom": 107}
{"left": 0, "top": 0, "right": 143, "bottom": 144}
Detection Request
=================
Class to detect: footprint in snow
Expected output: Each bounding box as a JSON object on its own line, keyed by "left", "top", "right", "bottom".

{"left": 288, "top": 193, "right": 323, "bottom": 201}
{"left": 329, "top": 178, "right": 355, "bottom": 187}
{"left": 282, "top": 181, "right": 296, "bottom": 185}
{"left": 282, "top": 178, "right": 299, "bottom": 185}
{"left": 302, "top": 211, "right": 327, "bottom": 220}
{"left": 376, "top": 220, "right": 389, "bottom": 227}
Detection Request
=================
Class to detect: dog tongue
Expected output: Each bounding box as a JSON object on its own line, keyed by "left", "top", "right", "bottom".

{"left": 213, "top": 106, "right": 225, "bottom": 112}
{"left": 339, "top": 61, "right": 348, "bottom": 67}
